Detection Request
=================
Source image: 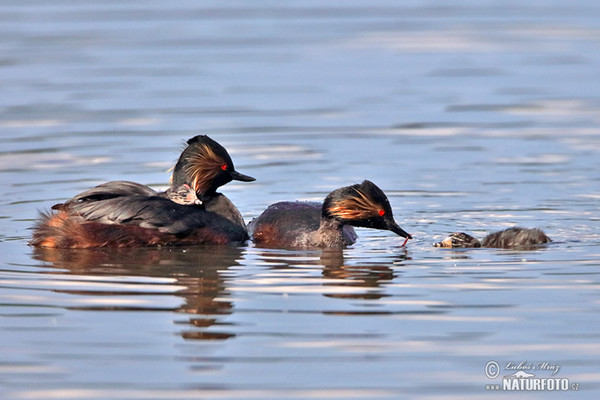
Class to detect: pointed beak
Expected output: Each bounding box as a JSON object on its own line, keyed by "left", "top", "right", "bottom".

{"left": 229, "top": 169, "right": 255, "bottom": 182}
{"left": 387, "top": 221, "right": 412, "bottom": 240}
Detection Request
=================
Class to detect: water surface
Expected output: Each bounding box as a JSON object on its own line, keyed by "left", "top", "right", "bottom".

{"left": 1, "top": 1, "right": 600, "bottom": 399}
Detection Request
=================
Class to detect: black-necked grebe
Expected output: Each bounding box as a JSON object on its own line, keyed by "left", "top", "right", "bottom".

{"left": 248, "top": 180, "right": 412, "bottom": 248}
{"left": 434, "top": 227, "right": 551, "bottom": 249}
{"left": 30, "top": 135, "right": 255, "bottom": 248}
{"left": 171, "top": 135, "right": 254, "bottom": 227}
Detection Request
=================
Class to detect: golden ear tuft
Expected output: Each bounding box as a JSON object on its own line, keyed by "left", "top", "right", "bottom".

{"left": 184, "top": 144, "right": 225, "bottom": 194}
{"left": 328, "top": 188, "right": 383, "bottom": 220}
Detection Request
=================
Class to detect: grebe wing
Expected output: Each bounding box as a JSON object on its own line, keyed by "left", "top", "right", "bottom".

{"left": 58, "top": 181, "right": 158, "bottom": 207}
{"left": 65, "top": 196, "right": 207, "bottom": 235}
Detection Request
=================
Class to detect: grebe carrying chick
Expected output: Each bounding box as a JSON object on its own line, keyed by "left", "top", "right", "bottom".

{"left": 248, "top": 180, "right": 412, "bottom": 248}
{"left": 30, "top": 135, "right": 255, "bottom": 248}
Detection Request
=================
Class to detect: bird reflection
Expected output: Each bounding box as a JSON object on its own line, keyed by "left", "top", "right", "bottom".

{"left": 251, "top": 247, "right": 407, "bottom": 302}
{"left": 320, "top": 249, "right": 403, "bottom": 301}
{"left": 32, "top": 245, "right": 242, "bottom": 341}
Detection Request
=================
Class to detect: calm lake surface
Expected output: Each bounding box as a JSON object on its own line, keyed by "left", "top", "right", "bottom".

{"left": 1, "top": 1, "right": 600, "bottom": 399}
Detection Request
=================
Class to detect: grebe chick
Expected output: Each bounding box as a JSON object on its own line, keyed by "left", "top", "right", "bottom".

{"left": 248, "top": 180, "right": 412, "bottom": 248}
{"left": 164, "top": 183, "right": 202, "bottom": 205}
{"left": 434, "top": 227, "right": 551, "bottom": 249}
{"left": 30, "top": 135, "right": 254, "bottom": 248}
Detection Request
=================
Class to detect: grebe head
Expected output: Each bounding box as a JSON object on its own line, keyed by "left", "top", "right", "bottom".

{"left": 434, "top": 232, "right": 481, "bottom": 248}
{"left": 322, "top": 180, "right": 412, "bottom": 239}
{"left": 166, "top": 184, "right": 203, "bottom": 205}
{"left": 171, "top": 135, "right": 255, "bottom": 196}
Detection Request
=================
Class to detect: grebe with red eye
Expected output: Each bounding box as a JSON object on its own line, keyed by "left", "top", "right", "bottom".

{"left": 248, "top": 180, "right": 412, "bottom": 248}
{"left": 30, "top": 135, "right": 255, "bottom": 248}
{"left": 170, "top": 135, "right": 255, "bottom": 227}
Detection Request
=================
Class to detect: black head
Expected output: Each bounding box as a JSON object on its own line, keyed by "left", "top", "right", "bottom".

{"left": 171, "top": 135, "right": 255, "bottom": 196}
{"left": 322, "top": 180, "right": 412, "bottom": 239}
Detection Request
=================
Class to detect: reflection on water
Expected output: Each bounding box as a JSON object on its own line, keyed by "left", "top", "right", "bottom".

{"left": 33, "top": 246, "right": 241, "bottom": 341}
{"left": 320, "top": 249, "right": 400, "bottom": 301}
{"left": 1, "top": 0, "right": 600, "bottom": 398}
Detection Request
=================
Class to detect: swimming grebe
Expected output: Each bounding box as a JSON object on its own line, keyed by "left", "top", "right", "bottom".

{"left": 434, "top": 227, "right": 551, "bottom": 249}
{"left": 171, "top": 135, "right": 254, "bottom": 226}
{"left": 248, "top": 180, "right": 412, "bottom": 248}
{"left": 30, "top": 135, "right": 255, "bottom": 248}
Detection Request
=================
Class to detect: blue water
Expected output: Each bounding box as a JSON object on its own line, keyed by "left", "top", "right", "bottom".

{"left": 1, "top": 1, "right": 600, "bottom": 399}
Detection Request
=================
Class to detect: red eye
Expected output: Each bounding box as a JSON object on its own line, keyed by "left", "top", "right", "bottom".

{"left": 221, "top": 163, "right": 228, "bottom": 171}
{"left": 378, "top": 209, "right": 385, "bottom": 217}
